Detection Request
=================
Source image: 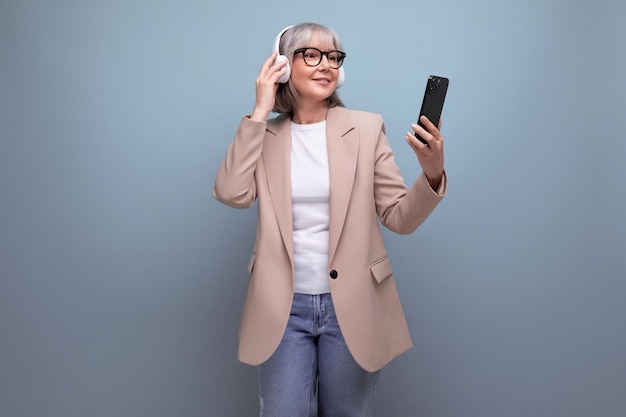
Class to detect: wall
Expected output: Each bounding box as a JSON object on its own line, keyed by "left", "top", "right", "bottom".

{"left": 1, "top": 0, "right": 625, "bottom": 416}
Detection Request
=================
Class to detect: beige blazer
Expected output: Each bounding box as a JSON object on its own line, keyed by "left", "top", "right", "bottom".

{"left": 213, "top": 106, "right": 446, "bottom": 372}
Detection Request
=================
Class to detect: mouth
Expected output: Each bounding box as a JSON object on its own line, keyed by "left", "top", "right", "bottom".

{"left": 313, "top": 77, "right": 331, "bottom": 84}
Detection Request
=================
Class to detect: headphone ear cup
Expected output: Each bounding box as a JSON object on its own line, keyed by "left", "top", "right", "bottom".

{"left": 336, "top": 67, "right": 345, "bottom": 88}
{"left": 274, "top": 54, "right": 291, "bottom": 84}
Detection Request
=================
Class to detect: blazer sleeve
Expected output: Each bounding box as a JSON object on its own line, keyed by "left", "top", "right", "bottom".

{"left": 373, "top": 117, "right": 447, "bottom": 234}
{"left": 212, "top": 116, "right": 266, "bottom": 208}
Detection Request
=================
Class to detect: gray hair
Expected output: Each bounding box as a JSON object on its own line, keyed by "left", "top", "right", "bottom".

{"left": 273, "top": 23, "right": 345, "bottom": 114}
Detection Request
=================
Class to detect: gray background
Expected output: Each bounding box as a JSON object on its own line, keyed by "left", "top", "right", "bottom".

{"left": 1, "top": 0, "right": 625, "bottom": 416}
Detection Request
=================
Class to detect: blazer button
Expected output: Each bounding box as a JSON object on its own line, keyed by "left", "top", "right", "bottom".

{"left": 329, "top": 270, "right": 338, "bottom": 279}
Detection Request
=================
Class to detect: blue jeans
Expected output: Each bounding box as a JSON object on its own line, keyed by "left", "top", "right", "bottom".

{"left": 257, "top": 293, "right": 380, "bottom": 417}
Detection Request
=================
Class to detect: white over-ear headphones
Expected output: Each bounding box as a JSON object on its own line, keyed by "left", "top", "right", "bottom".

{"left": 273, "top": 25, "right": 345, "bottom": 88}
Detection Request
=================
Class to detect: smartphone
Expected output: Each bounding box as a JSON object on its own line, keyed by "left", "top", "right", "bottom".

{"left": 415, "top": 75, "right": 449, "bottom": 145}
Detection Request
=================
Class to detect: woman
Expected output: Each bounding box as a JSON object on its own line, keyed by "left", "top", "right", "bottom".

{"left": 213, "top": 22, "right": 447, "bottom": 417}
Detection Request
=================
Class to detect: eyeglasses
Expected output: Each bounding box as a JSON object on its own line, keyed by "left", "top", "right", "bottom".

{"left": 294, "top": 47, "right": 346, "bottom": 69}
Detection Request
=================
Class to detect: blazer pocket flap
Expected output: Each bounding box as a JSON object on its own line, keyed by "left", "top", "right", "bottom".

{"left": 247, "top": 253, "right": 256, "bottom": 274}
{"left": 370, "top": 256, "right": 393, "bottom": 283}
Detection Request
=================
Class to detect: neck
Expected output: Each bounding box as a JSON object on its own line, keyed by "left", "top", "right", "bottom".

{"left": 292, "top": 101, "right": 328, "bottom": 124}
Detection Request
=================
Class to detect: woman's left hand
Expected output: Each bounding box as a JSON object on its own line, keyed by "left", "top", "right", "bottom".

{"left": 406, "top": 115, "right": 445, "bottom": 190}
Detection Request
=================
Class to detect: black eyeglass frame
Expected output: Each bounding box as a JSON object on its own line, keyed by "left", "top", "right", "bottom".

{"left": 293, "top": 47, "right": 347, "bottom": 69}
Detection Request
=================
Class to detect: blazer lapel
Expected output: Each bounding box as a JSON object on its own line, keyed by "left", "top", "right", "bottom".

{"left": 326, "top": 107, "right": 359, "bottom": 264}
{"left": 263, "top": 115, "right": 294, "bottom": 265}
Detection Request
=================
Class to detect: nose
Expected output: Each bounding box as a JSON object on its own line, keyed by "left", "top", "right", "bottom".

{"left": 318, "top": 54, "right": 331, "bottom": 70}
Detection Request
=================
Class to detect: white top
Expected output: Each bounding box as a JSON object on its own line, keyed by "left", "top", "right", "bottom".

{"left": 290, "top": 120, "right": 331, "bottom": 294}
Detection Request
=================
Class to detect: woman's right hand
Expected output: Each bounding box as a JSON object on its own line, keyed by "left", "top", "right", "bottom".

{"left": 250, "top": 51, "right": 288, "bottom": 121}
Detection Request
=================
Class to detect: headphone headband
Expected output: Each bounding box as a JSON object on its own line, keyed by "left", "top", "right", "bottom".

{"left": 273, "top": 25, "right": 294, "bottom": 56}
